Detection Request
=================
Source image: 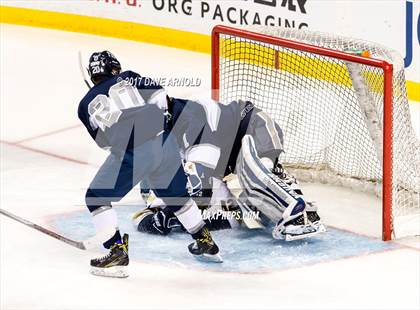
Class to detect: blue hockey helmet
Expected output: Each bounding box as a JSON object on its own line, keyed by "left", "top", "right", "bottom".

{"left": 88, "top": 51, "right": 121, "bottom": 85}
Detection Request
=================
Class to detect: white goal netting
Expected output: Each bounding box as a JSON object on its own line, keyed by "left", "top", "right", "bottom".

{"left": 214, "top": 26, "right": 419, "bottom": 239}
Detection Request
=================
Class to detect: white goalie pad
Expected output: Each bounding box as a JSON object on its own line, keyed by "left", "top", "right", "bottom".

{"left": 236, "top": 135, "right": 304, "bottom": 223}
{"left": 237, "top": 135, "right": 326, "bottom": 240}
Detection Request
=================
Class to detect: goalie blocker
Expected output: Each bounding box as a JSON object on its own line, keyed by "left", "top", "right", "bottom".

{"left": 237, "top": 135, "right": 326, "bottom": 241}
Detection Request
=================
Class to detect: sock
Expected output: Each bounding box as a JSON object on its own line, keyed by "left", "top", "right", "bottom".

{"left": 103, "top": 230, "right": 122, "bottom": 249}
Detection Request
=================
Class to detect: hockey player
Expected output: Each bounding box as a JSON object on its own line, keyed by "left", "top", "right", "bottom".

{"left": 133, "top": 97, "right": 325, "bottom": 241}
{"left": 78, "top": 51, "right": 222, "bottom": 277}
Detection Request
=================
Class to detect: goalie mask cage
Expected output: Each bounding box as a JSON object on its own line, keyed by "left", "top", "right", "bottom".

{"left": 211, "top": 25, "right": 419, "bottom": 241}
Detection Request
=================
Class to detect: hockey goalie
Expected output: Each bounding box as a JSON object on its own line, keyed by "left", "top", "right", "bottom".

{"left": 132, "top": 97, "right": 326, "bottom": 241}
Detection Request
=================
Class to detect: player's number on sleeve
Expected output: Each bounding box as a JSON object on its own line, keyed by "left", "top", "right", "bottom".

{"left": 88, "top": 80, "right": 145, "bottom": 131}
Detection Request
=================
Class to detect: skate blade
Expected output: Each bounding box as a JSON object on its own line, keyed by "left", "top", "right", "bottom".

{"left": 193, "top": 253, "right": 223, "bottom": 263}
{"left": 90, "top": 266, "right": 129, "bottom": 278}
{"left": 284, "top": 224, "right": 327, "bottom": 241}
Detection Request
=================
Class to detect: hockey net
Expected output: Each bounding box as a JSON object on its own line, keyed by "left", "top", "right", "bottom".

{"left": 211, "top": 25, "right": 419, "bottom": 240}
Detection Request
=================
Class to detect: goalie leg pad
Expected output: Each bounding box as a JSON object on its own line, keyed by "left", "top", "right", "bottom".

{"left": 237, "top": 135, "right": 326, "bottom": 240}
{"left": 237, "top": 135, "right": 305, "bottom": 223}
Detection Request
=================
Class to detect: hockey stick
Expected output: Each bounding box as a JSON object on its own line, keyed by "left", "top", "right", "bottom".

{"left": 0, "top": 208, "right": 87, "bottom": 250}
{"left": 78, "top": 51, "right": 92, "bottom": 89}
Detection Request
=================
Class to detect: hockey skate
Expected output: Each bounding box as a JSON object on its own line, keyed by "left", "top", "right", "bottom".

{"left": 306, "top": 201, "right": 322, "bottom": 224}
{"left": 90, "top": 234, "right": 129, "bottom": 278}
{"left": 272, "top": 210, "right": 326, "bottom": 241}
{"left": 271, "top": 161, "right": 326, "bottom": 241}
{"left": 188, "top": 227, "right": 223, "bottom": 263}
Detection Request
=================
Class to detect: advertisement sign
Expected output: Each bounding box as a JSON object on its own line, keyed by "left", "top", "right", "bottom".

{"left": 2, "top": 0, "right": 419, "bottom": 87}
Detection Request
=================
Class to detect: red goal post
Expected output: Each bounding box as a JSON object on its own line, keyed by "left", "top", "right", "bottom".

{"left": 211, "top": 25, "right": 395, "bottom": 240}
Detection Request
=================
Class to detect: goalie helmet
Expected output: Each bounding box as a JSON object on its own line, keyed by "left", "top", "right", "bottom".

{"left": 88, "top": 51, "right": 121, "bottom": 85}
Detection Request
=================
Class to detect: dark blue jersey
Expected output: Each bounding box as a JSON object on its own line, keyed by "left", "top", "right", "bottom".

{"left": 78, "top": 71, "right": 167, "bottom": 153}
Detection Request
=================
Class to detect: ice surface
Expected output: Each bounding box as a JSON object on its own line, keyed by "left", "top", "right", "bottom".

{"left": 52, "top": 205, "right": 397, "bottom": 273}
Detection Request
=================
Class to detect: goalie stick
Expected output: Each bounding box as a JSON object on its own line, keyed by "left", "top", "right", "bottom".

{"left": 0, "top": 208, "right": 87, "bottom": 250}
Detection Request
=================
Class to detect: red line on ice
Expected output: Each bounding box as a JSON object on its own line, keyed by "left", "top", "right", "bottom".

{"left": 13, "top": 124, "right": 82, "bottom": 144}
{"left": 1, "top": 140, "right": 89, "bottom": 166}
